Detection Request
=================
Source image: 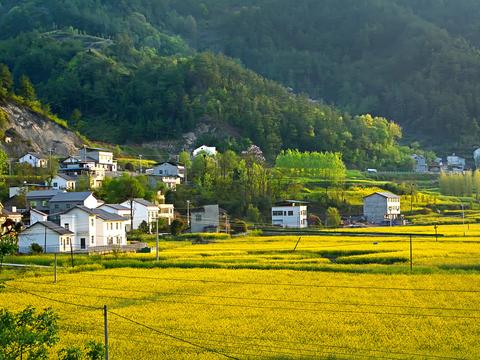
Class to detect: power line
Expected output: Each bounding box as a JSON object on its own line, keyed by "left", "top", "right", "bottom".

{"left": 108, "top": 310, "right": 239, "bottom": 360}
{"left": 17, "top": 280, "right": 480, "bottom": 313}
{"left": 87, "top": 273, "right": 480, "bottom": 293}
{"left": 10, "top": 286, "right": 480, "bottom": 320}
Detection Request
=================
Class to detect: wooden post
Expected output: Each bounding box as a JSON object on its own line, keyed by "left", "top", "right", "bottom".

{"left": 104, "top": 305, "right": 109, "bottom": 360}
{"left": 293, "top": 237, "right": 302, "bottom": 252}
{"left": 434, "top": 224, "right": 438, "bottom": 242}
{"left": 409, "top": 235, "right": 413, "bottom": 272}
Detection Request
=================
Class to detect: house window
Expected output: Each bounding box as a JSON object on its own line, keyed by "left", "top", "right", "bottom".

{"left": 116, "top": 223, "right": 119, "bottom": 230}
{"left": 53, "top": 182, "right": 58, "bottom": 187}
{"left": 66, "top": 238, "right": 69, "bottom": 245}
{"left": 91, "top": 236, "right": 95, "bottom": 244}
{"left": 91, "top": 218, "right": 94, "bottom": 227}
{"left": 288, "top": 211, "right": 294, "bottom": 216}
{"left": 272, "top": 211, "right": 283, "bottom": 216}
{"left": 30, "top": 201, "right": 37, "bottom": 209}
{"left": 195, "top": 214, "right": 202, "bottom": 221}
{"left": 64, "top": 223, "right": 69, "bottom": 230}
{"left": 54, "top": 204, "right": 59, "bottom": 210}
{"left": 66, "top": 204, "right": 71, "bottom": 209}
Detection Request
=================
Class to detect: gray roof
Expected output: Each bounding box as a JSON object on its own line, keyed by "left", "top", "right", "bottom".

{"left": 68, "top": 206, "right": 127, "bottom": 221}
{"left": 133, "top": 198, "right": 157, "bottom": 207}
{"left": 24, "top": 152, "right": 45, "bottom": 159}
{"left": 27, "top": 190, "right": 63, "bottom": 199}
{"left": 365, "top": 191, "right": 400, "bottom": 199}
{"left": 50, "top": 191, "right": 93, "bottom": 203}
{"left": 33, "top": 221, "right": 73, "bottom": 235}
{"left": 55, "top": 173, "right": 75, "bottom": 181}
{"left": 102, "top": 204, "right": 130, "bottom": 211}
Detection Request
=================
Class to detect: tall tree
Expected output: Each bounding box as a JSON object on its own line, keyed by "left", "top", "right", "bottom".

{"left": 17, "top": 74, "right": 36, "bottom": 101}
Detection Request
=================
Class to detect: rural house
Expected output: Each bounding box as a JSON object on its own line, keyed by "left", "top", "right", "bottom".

{"left": 59, "top": 156, "right": 105, "bottom": 189}
{"left": 26, "top": 190, "right": 63, "bottom": 213}
{"left": 60, "top": 206, "right": 128, "bottom": 250}
{"left": 47, "top": 173, "right": 76, "bottom": 191}
{"left": 18, "top": 221, "right": 73, "bottom": 253}
{"left": 120, "top": 198, "right": 159, "bottom": 232}
{"left": 78, "top": 147, "right": 117, "bottom": 172}
{"left": 363, "top": 192, "right": 401, "bottom": 225}
{"left": 152, "top": 162, "right": 185, "bottom": 179}
{"left": 190, "top": 204, "right": 230, "bottom": 233}
{"left": 18, "top": 153, "right": 47, "bottom": 168}
{"left": 49, "top": 191, "right": 99, "bottom": 219}
{"left": 98, "top": 204, "right": 132, "bottom": 231}
{"left": 271, "top": 200, "right": 308, "bottom": 228}
{"left": 447, "top": 153, "right": 466, "bottom": 172}
{"left": 411, "top": 154, "right": 428, "bottom": 173}
{"left": 193, "top": 145, "right": 217, "bottom": 157}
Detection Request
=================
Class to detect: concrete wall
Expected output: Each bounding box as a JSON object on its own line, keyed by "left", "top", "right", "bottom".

{"left": 272, "top": 205, "right": 308, "bottom": 228}
{"left": 191, "top": 205, "right": 220, "bottom": 233}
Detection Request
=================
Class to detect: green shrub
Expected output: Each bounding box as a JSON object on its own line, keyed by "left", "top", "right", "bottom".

{"left": 29, "top": 243, "right": 43, "bottom": 254}
{"left": 231, "top": 221, "right": 247, "bottom": 233}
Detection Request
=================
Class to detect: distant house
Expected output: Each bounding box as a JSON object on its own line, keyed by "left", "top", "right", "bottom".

{"left": 193, "top": 145, "right": 217, "bottom": 157}
{"left": 49, "top": 191, "right": 99, "bottom": 219}
{"left": 271, "top": 200, "right": 308, "bottom": 228}
{"left": 18, "top": 153, "right": 47, "bottom": 168}
{"left": 48, "top": 174, "right": 76, "bottom": 191}
{"left": 60, "top": 206, "right": 128, "bottom": 250}
{"left": 152, "top": 162, "right": 185, "bottom": 179}
{"left": 190, "top": 205, "right": 229, "bottom": 233}
{"left": 447, "top": 153, "right": 466, "bottom": 171}
{"left": 18, "top": 221, "right": 73, "bottom": 253}
{"left": 26, "top": 190, "right": 63, "bottom": 213}
{"left": 363, "top": 192, "right": 401, "bottom": 225}
{"left": 411, "top": 154, "right": 428, "bottom": 173}
{"left": 59, "top": 156, "right": 105, "bottom": 189}
{"left": 78, "top": 147, "right": 117, "bottom": 172}
{"left": 120, "top": 198, "right": 159, "bottom": 232}
{"left": 158, "top": 203, "right": 175, "bottom": 225}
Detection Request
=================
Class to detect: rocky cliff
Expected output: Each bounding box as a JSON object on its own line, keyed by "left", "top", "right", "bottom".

{"left": 0, "top": 101, "right": 83, "bottom": 158}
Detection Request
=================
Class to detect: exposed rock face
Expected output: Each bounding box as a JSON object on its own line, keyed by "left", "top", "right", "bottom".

{"left": 1, "top": 101, "right": 83, "bottom": 158}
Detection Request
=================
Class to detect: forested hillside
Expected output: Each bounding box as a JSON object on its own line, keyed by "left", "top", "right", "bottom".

{"left": 0, "top": 0, "right": 416, "bottom": 168}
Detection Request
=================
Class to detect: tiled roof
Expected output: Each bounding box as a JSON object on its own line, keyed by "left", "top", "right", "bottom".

{"left": 365, "top": 191, "right": 400, "bottom": 199}
{"left": 34, "top": 221, "right": 73, "bottom": 235}
{"left": 27, "top": 190, "right": 63, "bottom": 199}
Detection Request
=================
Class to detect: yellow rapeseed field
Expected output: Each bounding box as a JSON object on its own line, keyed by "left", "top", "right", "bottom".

{"left": 2, "top": 268, "right": 480, "bottom": 359}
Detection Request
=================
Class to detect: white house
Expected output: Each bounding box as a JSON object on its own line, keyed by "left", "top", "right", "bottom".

{"left": 447, "top": 153, "right": 466, "bottom": 171}
{"left": 18, "top": 221, "right": 73, "bottom": 253}
{"left": 271, "top": 200, "right": 308, "bottom": 228}
{"left": 190, "top": 204, "right": 229, "bottom": 233}
{"left": 363, "top": 192, "right": 401, "bottom": 225}
{"left": 78, "top": 147, "right": 117, "bottom": 172}
{"left": 49, "top": 191, "right": 99, "bottom": 216}
{"left": 152, "top": 162, "right": 185, "bottom": 179}
{"left": 18, "top": 153, "right": 47, "bottom": 168}
{"left": 411, "top": 154, "right": 428, "bottom": 173}
{"left": 193, "top": 145, "right": 217, "bottom": 157}
{"left": 30, "top": 209, "right": 48, "bottom": 225}
{"left": 120, "top": 198, "right": 159, "bottom": 232}
{"left": 60, "top": 205, "right": 128, "bottom": 250}
{"left": 48, "top": 174, "right": 76, "bottom": 191}
{"left": 98, "top": 203, "right": 132, "bottom": 231}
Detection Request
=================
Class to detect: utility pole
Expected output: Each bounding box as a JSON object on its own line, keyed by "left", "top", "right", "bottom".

{"left": 139, "top": 155, "right": 143, "bottom": 174}
{"left": 461, "top": 202, "right": 466, "bottom": 237}
{"left": 70, "top": 239, "right": 74, "bottom": 268}
{"left": 103, "top": 305, "right": 109, "bottom": 360}
{"left": 186, "top": 200, "right": 190, "bottom": 227}
{"left": 156, "top": 216, "right": 159, "bottom": 261}
{"left": 44, "top": 225, "right": 47, "bottom": 253}
{"left": 409, "top": 235, "right": 413, "bottom": 272}
{"left": 53, "top": 253, "right": 57, "bottom": 284}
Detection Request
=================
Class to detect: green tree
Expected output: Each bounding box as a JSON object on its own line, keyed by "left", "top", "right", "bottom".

{"left": 246, "top": 204, "right": 261, "bottom": 223}
{"left": 0, "top": 63, "right": 13, "bottom": 97}
{"left": 17, "top": 75, "right": 36, "bottom": 101}
{"left": 0, "top": 234, "right": 18, "bottom": 270}
{"left": 0, "top": 306, "right": 59, "bottom": 359}
{"left": 170, "top": 218, "right": 186, "bottom": 236}
{"left": 325, "top": 207, "right": 341, "bottom": 228}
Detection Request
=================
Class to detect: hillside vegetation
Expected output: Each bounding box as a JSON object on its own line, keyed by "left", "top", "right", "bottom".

{"left": 0, "top": 0, "right": 416, "bottom": 167}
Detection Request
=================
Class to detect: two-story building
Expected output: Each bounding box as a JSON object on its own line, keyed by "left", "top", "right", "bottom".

{"left": 59, "top": 156, "right": 105, "bottom": 189}
{"left": 98, "top": 203, "right": 132, "bottom": 231}
{"left": 271, "top": 200, "right": 308, "bottom": 228}
{"left": 26, "top": 190, "right": 63, "bottom": 213}
{"left": 152, "top": 162, "right": 185, "bottom": 179}
{"left": 363, "top": 192, "right": 401, "bottom": 225}
{"left": 18, "top": 153, "right": 47, "bottom": 168}
{"left": 190, "top": 204, "right": 229, "bottom": 233}
{"left": 49, "top": 192, "right": 99, "bottom": 220}
{"left": 411, "top": 154, "right": 428, "bottom": 173}
{"left": 60, "top": 205, "right": 128, "bottom": 250}
{"left": 79, "top": 147, "right": 117, "bottom": 172}
{"left": 120, "top": 198, "right": 159, "bottom": 232}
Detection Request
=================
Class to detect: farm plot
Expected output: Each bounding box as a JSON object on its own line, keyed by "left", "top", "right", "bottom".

{"left": 2, "top": 268, "right": 480, "bottom": 359}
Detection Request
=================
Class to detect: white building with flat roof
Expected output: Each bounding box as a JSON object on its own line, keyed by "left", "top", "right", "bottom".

{"left": 271, "top": 200, "right": 308, "bottom": 228}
